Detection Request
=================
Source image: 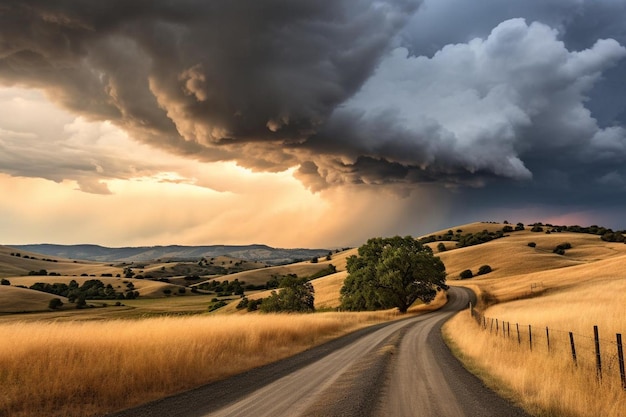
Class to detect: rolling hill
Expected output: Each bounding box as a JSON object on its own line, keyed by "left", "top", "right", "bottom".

{"left": 7, "top": 244, "right": 332, "bottom": 264}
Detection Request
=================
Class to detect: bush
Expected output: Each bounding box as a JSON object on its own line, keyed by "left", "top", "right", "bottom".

{"left": 553, "top": 242, "right": 572, "bottom": 255}
{"left": 48, "top": 298, "right": 63, "bottom": 310}
{"left": 437, "top": 242, "right": 447, "bottom": 252}
{"left": 247, "top": 299, "right": 263, "bottom": 311}
{"left": 459, "top": 269, "right": 473, "bottom": 279}
{"left": 0, "top": 278, "right": 10, "bottom": 286}
{"left": 527, "top": 242, "right": 536, "bottom": 248}
{"left": 208, "top": 300, "right": 228, "bottom": 312}
{"left": 477, "top": 265, "right": 492, "bottom": 275}
{"left": 530, "top": 224, "right": 544, "bottom": 232}
{"left": 236, "top": 297, "right": 249, "bottom": 310}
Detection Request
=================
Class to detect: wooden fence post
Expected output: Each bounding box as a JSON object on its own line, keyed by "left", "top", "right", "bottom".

{"left": 594, "top": 325, "right": 602, "bottom": 380}
{"left": 569, "top": 332, "right": 577, "bottom": 366}
{"left": 496, "top": 319, "right": 499, "bottom": 336}
{"left": 617, "top": 333, "right": 625, "bottom": 390}
{"left": 516, "top": 323, "right": 521, "bottom": 345}
{"left": 546, "top": 326, "right": 550, "bottom": 352}
{"left": 507, "top": 322, "right": 510, "bottom": 338}
{"left": 529, "top": 324, "right": 533, "bottom": 351}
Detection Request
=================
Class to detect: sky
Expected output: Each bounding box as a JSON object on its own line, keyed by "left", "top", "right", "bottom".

{"left": 1, "top": 0, "right": 626, "bottom": 248}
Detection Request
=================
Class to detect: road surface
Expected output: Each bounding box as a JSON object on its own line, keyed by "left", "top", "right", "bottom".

{"left": 108, "top": 287, "right": 529, "bottom": 417}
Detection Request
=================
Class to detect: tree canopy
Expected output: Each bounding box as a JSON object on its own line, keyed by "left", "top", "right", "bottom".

{"left": 340, "top": 236, "right": 448, "bottom": 313}
{"left": 260, "top": 275, "right": 315, "bottom": 313}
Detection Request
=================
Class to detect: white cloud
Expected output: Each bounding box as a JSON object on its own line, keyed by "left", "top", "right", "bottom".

{"left": 325, "top": 18, "right": 626, "bottom": 182}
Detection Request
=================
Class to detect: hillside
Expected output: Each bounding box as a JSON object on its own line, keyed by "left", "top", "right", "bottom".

{"left": 3, "top": 221, "right": 626, "bottom": 318}
{"left": 8, "top": 244, "right": 332, "bottom": 264}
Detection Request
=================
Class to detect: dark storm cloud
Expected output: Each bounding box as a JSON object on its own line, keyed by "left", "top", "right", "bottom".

{"left": 1, "top": 0, "right": 626, "bottom": 211}
{"left": 0, "top": 0, "right": 419, "bottom": 165}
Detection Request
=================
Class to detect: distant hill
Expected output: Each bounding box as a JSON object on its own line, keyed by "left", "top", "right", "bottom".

{"left": 7, "top": 244, "right": 332, "bottom": 265}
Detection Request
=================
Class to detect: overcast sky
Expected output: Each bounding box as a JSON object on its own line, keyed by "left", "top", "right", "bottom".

{"left": 1, "top": 0, "right": 625, "bottom": 248}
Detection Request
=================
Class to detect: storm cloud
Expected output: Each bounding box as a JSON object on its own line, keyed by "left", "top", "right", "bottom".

{"left": 1, "top": 0, "right": 626, "bottom": 213}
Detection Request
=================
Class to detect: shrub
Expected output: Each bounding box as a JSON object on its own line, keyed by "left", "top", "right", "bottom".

{"left": 0, "top": 279, "right": 10, "bottom": 286}
{"left": 236, "top": 297, "right": 249, "bottom": 310}
{"left": 208, "top": 300, "right": 228, "bottom": 312}
{"left": 437, "top": 242, "right": 447, "bottom": 252}
{"left": 530, "top": 224, "right": 544, "bottom": 232}
{"left": 48, "top": 298, "right": 63, "bottom": 310}
{"left": 310, "top": 257, "right": 318, "bottom": 264}
{"left": 247, "top": 298, "right": 263, "bottom": 311}
{"left": 477, "top": 265, "right": 492, "bottom": 275}
{"left": 528, "top": 242, "right": 536, "bottom": 248}
{"left": 553, "top": 242, "right": 572, "bottom": 255}
{"left": 459, "top": 269, "right": 473, "bottom": 279}
{"left": 162, "top": 289, "right": 172, "bottom": 296}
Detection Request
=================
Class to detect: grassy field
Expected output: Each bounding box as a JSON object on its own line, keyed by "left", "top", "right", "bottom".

{"left": 0, "top": 300, "right": 445, "bottom": 417}
{"left": 442, "top": 225, "right": 626, "bottom": 417}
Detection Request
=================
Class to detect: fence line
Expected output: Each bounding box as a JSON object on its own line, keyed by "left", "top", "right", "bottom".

{"left": 469, "top": 303, "right": 626, "bottom": 390}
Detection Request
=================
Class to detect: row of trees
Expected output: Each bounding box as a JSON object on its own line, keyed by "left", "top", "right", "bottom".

{"left": 29, "top": 279, "right": 139, "bottom": 301}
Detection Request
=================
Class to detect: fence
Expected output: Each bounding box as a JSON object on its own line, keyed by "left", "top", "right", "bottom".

{"left": 469, "top": 303, "right": 626, "bottom": 390}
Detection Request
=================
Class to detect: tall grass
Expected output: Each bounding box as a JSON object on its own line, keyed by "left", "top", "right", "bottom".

{"left": 444, "top": 278, "right": 626, "bottom": 417}
{"left": 0, "top": 312, "right": 395, "bottom": 417}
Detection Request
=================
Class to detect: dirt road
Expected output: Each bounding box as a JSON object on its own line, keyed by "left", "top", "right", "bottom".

{"left": 108, "top": 287, "right": 529, "bottom": 417}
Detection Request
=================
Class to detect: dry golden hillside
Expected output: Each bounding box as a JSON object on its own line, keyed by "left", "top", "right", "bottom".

{"left": 0, "top": 245, "right": 122, "bottom": 277}
{"left": 437, "top": 229, "right": 626, "bottom": 303}
{"left": 0, "top": 286, "right": 69, "bottom": 313}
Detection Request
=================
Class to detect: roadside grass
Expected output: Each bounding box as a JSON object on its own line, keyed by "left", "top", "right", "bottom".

{"left": 0, "top": 289, "right": 446, "bottom": 417}
{"left": 0, "top": 313, "right": 378, "bottom": 417}
{"left": 444, "top": 305, "right": 626, "bottom": 417}
{"left": 444, "top": 233, "right": 626, "bottom": 417}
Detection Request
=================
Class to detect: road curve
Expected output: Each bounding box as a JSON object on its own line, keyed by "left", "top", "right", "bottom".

{"left": 107, "top": 287, "right": 529, "bottom": 417}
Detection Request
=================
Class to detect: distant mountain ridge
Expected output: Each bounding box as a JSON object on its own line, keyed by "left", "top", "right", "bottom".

{"left": 8, "top": 244, "right": 332, "bottom": 265}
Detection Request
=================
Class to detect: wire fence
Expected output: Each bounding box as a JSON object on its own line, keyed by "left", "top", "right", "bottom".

{"left": 469, "top": 303, "right": 626, "bottom": 390}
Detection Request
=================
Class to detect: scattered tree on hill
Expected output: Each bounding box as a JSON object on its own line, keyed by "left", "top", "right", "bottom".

{"left": 459, "top": 269, "right": 473, "bottom": 279}
{"left": 528, "top": 242, "right": 536, "bottom": 248}
{"left": 477, "top": 265, "right": 492, "bottom": 275}
{"left": 208, "top": 300, "right": 228, "bottom": 312}
{"left": 553, "top": 242, "right": 572, "bottom": 255}
{"left": 310, "top": 256, "right": 318, "bottom": 264}
{"left": 530, "top": 224, "right": 544, "bottom": 232}
{"left": 437, "top": 242, "right": 447, "bottom": 252}
{"left": 76, "top": 295, "right": 87, "bottom": 309}
{"left": 48, "top": 298, "right": 63, "bottom": 310}
{"left": 340, "top": 236, "right": 447, "bottom": 314}
{"left": 0, "top": 279, "right": 10, "bottom": 286}
{"left": 260, "top": 275, "right": 315, "bottom": 313}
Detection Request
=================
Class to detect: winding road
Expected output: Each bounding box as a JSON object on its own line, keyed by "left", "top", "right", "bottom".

{"left": 108, "top": 287, "right": 530, "bottom": 417}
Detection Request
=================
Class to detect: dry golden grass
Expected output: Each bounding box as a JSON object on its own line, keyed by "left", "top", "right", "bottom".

{"left": 313, "top": 271, "right": 348, "bottom": 309}
{"left": 0, "top": 310, "right": 415, "bottom": 417}
{"left": 0, "top": 286, "right": 68, "bottom": 313}
{"left": 444, "top": 228, "right": 626, "bottom": 417}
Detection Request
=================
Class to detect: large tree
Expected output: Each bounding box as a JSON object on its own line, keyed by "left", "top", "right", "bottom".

{"left": 340, "top": 236, "right": 447, "bottom": 313}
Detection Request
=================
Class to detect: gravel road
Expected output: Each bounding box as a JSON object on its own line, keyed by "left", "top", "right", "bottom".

{"left": 107, "top": 287, "right": 530, "bottom": 417}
